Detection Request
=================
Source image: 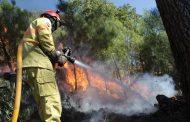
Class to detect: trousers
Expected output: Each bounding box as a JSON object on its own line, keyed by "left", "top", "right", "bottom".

{"left": 23, "top": 67, "right": 62, "bottom": 122}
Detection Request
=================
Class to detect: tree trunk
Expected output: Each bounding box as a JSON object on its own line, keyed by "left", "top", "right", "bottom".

{"left": 156, "top": 0, "right": 190, "bottom": 114}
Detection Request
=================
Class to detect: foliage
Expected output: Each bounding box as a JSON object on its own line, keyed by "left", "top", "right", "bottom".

{"left": 0, "top": 78, "right": 14, "bottom": 122}
{"left": 0, "top": 0, "right": 176, "bottom": 76}
{"left": 139, "top": 8, "right": 175, "bottom": 75}
{"left": 116, "top": 4, "right": 144, "bottom": 74}
{"left": 0, "top": 74, "right": 37, "bottom": 122}
{"left": 0, "top": 0, "right": 31, "bottom": 63}
{"left": 57, "top": 0, "right": 146, "bottom": 76}
{"left": 57, "top": 0, "right": 125, "bottom": 59}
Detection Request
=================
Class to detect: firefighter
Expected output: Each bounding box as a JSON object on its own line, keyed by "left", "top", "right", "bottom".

{"left": 22, "top": 10, "right": 66, "bottom": 122}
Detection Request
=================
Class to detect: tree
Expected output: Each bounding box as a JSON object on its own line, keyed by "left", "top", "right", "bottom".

{"left": 139, "top": 8, "right": 174, "bottom": 75}
{"left": 0, "top": 0, "right": 31, "bottom": 70}
{"left": 156, "top": 0, "right": 190, "bottom": 115}
{"left": 57, "top": 0, "right": 176, "bottom": 78}
{"left": 57, "top": 0, "right": 126, "bottom": 61}
{"left": 57, "top": 0, "right": 144, "bottom": 76}
{"left": 116, "top": 4, "right": 144, "bottom": 74}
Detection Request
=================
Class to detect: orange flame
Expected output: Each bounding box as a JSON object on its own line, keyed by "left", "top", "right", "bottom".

{"left": 64, "top": 63, "right": 89, "bottom": 92}
{"left": 3, "top": 26, "right": 8, "bottom": 33}
{"left": 63, "top": 61, "right": 155, "bottom": 102}
{"left": 63, "top": 63, "right": 126, "bottom": 100}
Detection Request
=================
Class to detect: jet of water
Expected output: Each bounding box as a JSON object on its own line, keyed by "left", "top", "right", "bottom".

{"left": 74, "top": 60, "right": 93, "bottom": 70}
{"left": 74, "top": 60, "right": 127, "bottom": 86}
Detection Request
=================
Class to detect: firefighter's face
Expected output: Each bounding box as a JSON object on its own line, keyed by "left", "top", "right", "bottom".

{"left": 51, "top": 17, "right": 60, "bottom": 32}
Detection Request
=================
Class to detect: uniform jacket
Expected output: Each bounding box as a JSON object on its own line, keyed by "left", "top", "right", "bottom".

{"left": 22, "top": 17, "right": 55, "bottom": 70}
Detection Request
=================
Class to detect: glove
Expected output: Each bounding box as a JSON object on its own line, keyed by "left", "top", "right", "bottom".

{"left": 46, "top": 50, "right": 67, "bottom": 66}
{"left": 55, "top": 50, "right": 67, "bottom": 67}
{"left": 57, "top": 54, "right": 67, "bottom": 67}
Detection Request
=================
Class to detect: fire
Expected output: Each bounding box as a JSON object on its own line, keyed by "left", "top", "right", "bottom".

{"left": 64, "top": 63, "right": 89, "bottom": 92}
{"left": 3, "top": 26, "right": 8, "bottom": 33}
{"left": 64, "top": 63, "right": 77, "bottom": 92}
{"left": 63, "top": 62, "right": 157, "bottom": 103}
{"left": 63, "top": 62, "right": 126, "bottom": 100}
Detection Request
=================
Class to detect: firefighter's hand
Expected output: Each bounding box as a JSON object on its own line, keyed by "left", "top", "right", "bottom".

{"left": 58, "top": 55, "right": 67, "bottom": 67}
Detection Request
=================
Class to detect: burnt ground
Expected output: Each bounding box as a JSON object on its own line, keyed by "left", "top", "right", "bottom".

{"left": 29, "top": 101, "right": 189, "bottom": 122}
{"left": 59, "top": 95, "right": 189, "bottom": 122}
{"left": 60, "top": 105, "right": 189, "bottom": 122}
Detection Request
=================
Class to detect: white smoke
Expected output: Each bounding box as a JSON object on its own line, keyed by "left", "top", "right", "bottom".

{"left": 90, "top": 110, "right": 104, "bottom": 122}
{"left": 68, "top": 72, "right": 178, "bottom": 116}
{"left": 129, "top": 73, "right": 178, "bottom": 103}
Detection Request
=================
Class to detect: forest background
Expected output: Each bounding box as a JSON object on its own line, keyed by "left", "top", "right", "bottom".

{"left": 0, "top": 0, "right": 178, "bottom": 121}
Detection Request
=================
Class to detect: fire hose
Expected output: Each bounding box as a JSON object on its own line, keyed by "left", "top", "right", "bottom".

{"left": 11, "top": 39, "right": 39, "bottom": 122}
{"left": 11, "top": 39, "right": 75, "bottom": 122}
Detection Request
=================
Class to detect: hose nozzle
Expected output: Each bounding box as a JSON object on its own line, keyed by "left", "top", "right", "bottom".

{"left": 65, "top": 55, "right": 75, "bottom": 64}
{"left": 62, "top": 47, "right": 75, "bottom": 64}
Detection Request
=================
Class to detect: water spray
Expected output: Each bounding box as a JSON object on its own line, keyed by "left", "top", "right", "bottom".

{"left": 62, "top": 47, "right": 93, "bottom": 70}
{"left": 58, "top": 47, "right": 177, "bottom": 117}
{"left": 65, "top": 54, "right": 154, "bottom": 108}
{"left": 74, "top": 60, "right": 93, "bottom": 70}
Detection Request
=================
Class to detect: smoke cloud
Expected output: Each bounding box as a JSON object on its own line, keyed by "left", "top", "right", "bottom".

{"left": 59, "top": 60, "right": 178, "bottom": 122}
{"left": 66, "top": 71, "right": 177, "bottom": 116}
